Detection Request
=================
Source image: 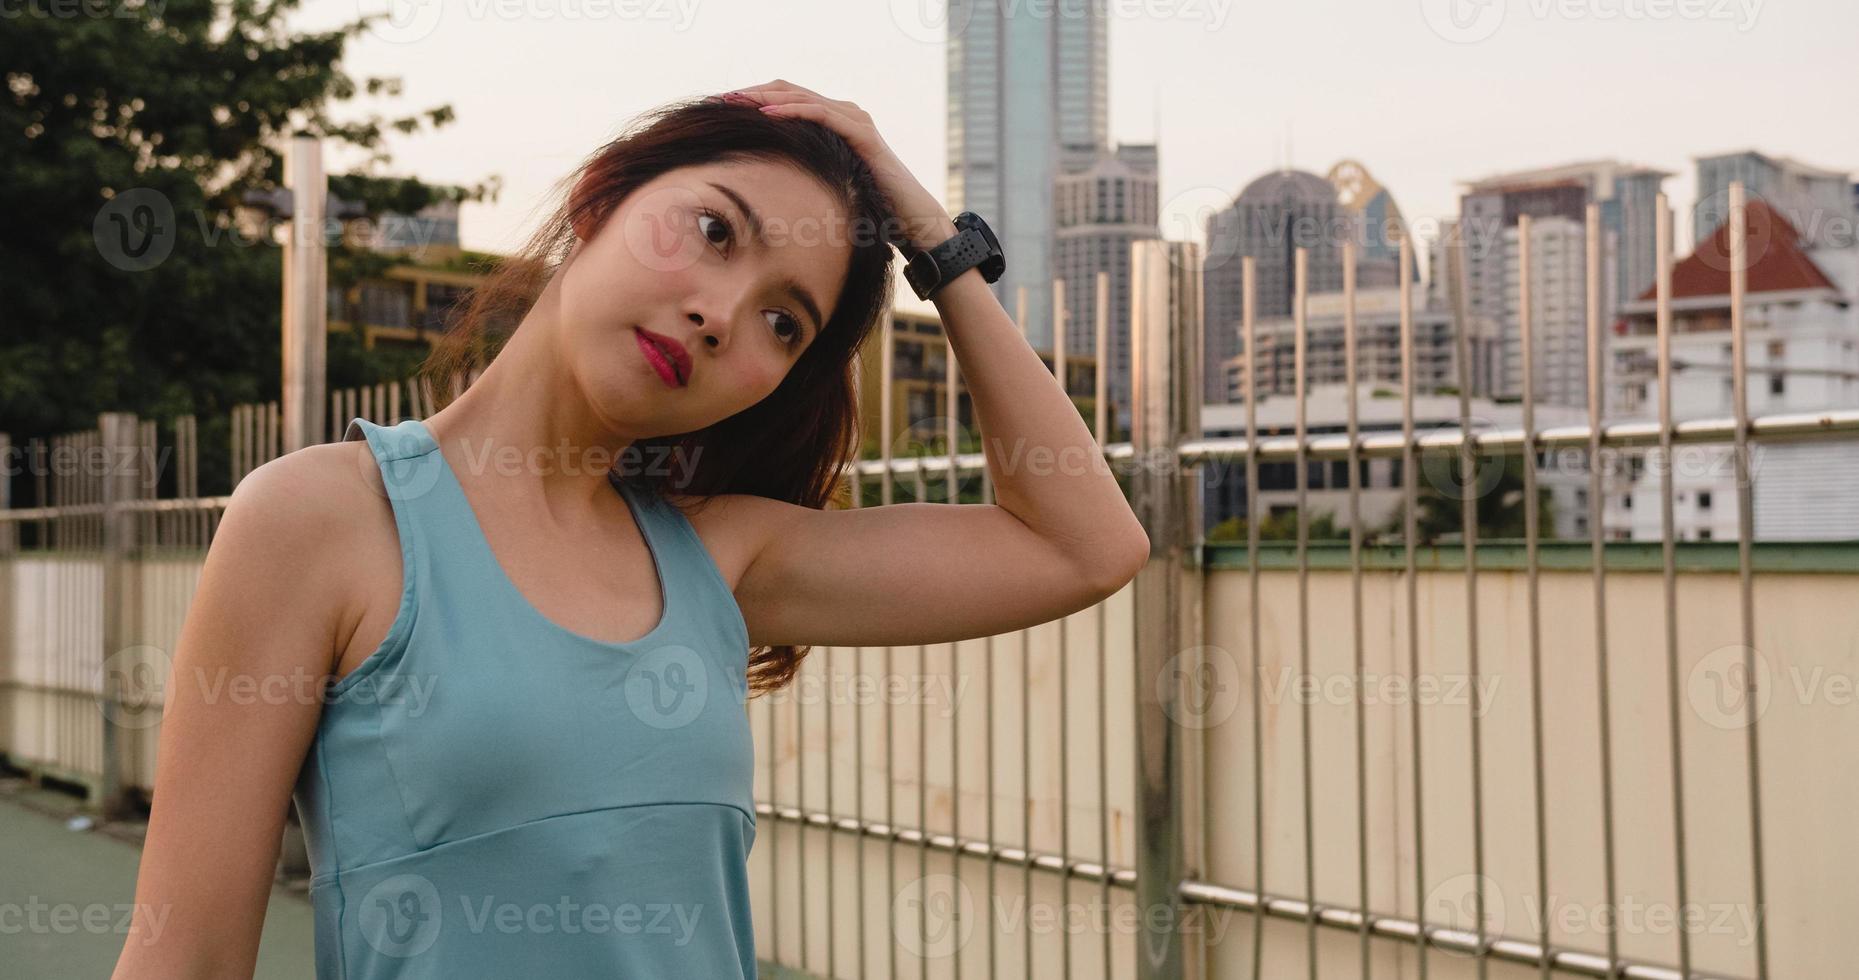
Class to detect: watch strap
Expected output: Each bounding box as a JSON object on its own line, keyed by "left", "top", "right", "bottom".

{"left": 905, "top": 212, "right": 1001, "bottom": 300}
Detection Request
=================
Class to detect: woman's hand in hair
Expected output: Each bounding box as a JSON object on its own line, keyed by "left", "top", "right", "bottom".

{"left": 711, "top": 80, "right": 956, "bottom": 254}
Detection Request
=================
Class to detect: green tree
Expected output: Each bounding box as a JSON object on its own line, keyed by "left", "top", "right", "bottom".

{"left": 1207, "top": 511, "right": 1346, "bottom": 542}
{"left": 1, "top": 0, "right": 499, "bottom": 495}
{"left": 1386, "top": 453, "right": 1556, "bottom": 544}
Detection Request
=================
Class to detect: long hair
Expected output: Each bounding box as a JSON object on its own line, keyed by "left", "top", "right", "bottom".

{"left": 421, "top": 96, "right": 899, "bottom": 695}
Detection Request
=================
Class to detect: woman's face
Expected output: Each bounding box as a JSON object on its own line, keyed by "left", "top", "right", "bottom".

{"left": 557, "top": 157, "right": 853, "bottom": 439}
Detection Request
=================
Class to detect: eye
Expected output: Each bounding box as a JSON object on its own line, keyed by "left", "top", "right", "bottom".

{"left": 765, "top": 309, "right": 805, "bottom": 348}
{"left": 695, "top": 208, "right": 733, "bottom": 251}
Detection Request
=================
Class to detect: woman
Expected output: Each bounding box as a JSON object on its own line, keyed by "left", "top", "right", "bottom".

{"left": 112, "top": 80, "right": 1149, "bottom": 978}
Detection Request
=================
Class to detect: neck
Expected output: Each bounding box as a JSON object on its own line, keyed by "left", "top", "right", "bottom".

{"left": 423, "top": 267, "right": 643, "bottom": 519}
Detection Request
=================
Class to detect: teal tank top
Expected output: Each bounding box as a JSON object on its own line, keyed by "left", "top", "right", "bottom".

{"left": 290, "top": 416, "right": 758, "bottom": 978}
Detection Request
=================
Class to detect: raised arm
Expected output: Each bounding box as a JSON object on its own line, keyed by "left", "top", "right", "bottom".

{"left": 705, "top": 79, "right": 1148, "bottom": 650}
{"left": 713, "top": 257, "right": 1147, "bottom": 650}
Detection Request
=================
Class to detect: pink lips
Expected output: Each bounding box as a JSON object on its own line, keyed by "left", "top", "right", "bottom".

{"left": 634, "top": 327, "right": 691, "bottom": 388}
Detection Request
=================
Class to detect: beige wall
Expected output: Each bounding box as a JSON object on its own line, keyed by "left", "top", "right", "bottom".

{"left": 752, "top": 565, "right": 1855, "bottom": 978}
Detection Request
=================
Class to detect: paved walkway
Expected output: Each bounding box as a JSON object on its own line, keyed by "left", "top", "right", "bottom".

{"left": 0, "top": 782, "right": 317, "bottom": 978}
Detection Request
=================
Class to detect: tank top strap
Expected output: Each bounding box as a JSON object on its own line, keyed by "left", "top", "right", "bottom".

{"left": 342, "top": 415, "right": 501, "bottom": 596}
{"left": 342, "top": 415, "right": 455, "bottom": 527}
{"left": 609, "top": 476, "right": 752, "bottom": 661}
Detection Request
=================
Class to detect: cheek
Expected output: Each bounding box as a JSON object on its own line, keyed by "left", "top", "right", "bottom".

{"left": 557, "top": 256, "right": 630, "bottom": 336}
{"left": 717, "top": 358, "right": 787, "bottom": 412}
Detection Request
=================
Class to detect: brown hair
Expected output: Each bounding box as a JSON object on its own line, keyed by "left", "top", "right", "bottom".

{"left": 421, "top": 96, "right": 900, "bottom": 695}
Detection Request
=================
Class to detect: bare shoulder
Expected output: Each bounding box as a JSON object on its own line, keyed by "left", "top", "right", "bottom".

{"left": 225, "top": 440, "right": 384, "bottom": 541}
{"left": 661, "top": 491, "right": 808, "bottom": 591}
{"left": 220, "top": 440, "right": 400, "bottom": 663}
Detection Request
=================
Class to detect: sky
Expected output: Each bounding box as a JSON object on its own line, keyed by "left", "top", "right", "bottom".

{"left": 290, "top": 0, "right": 1859, "bottom": 269}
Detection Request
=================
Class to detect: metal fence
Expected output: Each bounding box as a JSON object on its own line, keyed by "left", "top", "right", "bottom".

{"left": 1, "top": 183, "right": 1853, "bottom": 978}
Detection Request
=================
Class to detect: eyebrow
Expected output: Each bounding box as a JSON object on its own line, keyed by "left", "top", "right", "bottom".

{"left": 707, "top": 181, "right": 826, "bottom": 335}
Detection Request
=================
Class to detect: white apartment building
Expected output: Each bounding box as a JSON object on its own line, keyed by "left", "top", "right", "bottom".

{"left": 1607, "top": 199, "right": 1859, "bottom": 541}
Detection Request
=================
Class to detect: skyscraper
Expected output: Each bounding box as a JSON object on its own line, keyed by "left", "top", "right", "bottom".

{"left": 947, "top": 0, "right": 1108, "bottom": 349}
{"left": 1054, "top": 142, "right": 1159, "bottom": 436}
{"left": 1200, "top": 168, "right": 1355, "bottom": 406}
{"left": 1453, "top": 159, "right": 1669, "bottom": 404}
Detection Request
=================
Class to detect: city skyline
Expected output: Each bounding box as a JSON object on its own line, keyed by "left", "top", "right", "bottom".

{"left": 285, "top": 0, "right": 1858, "bottom": 271}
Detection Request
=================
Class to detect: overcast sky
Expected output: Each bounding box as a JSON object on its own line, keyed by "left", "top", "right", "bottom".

{"left": 292, "top": 0, "right": 1858, "bottom": 265}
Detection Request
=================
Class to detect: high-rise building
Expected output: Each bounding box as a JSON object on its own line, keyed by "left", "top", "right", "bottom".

{"left": 1504, "top": 215, "right": 1595, "bottom": 408}
{"left": 1693, "top": 150, "right": 1855, "bottom": 249}
{"left": 1201, "top": 164, "right": 1412, "bottom": 407}
{"left": 1453, "top": 160, "right": 1669, "bottom": 404}
{"left": 1054, "top": 142, "right": 1158, "bottom": 438}
{"left": 1201, "top": 169, "right": 1350, "bottom": 406}
{"left": 946, "top": 0, "right": 1108, "bottom": 349}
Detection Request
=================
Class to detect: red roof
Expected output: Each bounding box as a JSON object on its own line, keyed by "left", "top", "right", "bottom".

{"left": 1637, "top": 198, "right": 1837, "bottom": 302}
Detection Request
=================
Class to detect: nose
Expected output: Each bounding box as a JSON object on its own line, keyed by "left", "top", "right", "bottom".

{"left": 687, "top": 270, "right": 762, "bottom": 352}
{"left": 688, "top": 310, "right": 722, "bottom": 351}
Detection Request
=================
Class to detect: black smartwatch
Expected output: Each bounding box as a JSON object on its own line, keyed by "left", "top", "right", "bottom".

{"left": 901, "top": 211, "right": 1005, "bottom": 301}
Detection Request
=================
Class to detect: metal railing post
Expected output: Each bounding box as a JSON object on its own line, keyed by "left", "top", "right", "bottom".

{"left": 1130, "top": 239, "right": 1202, "bottom": 980}
{"left": 282, "top": 133, "right": 328, "bottom": 455}
{"left": 98, "top": 411, "right": 139, "bottom": 820}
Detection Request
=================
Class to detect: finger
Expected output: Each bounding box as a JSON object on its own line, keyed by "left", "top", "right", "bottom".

{"left": 759, "top": 101, "right": 879, "bottom": 146}
{"left": 736, "top": 78, "right": 814, "bottom": 97}
{"left": 726, "top": 81, "right": 861, "bottom": 118}
{"left": 757, "top": 100, "right": 855, "bottom": 130}
{"left": 720, "top": 80, "right": 804, "bottom": 102}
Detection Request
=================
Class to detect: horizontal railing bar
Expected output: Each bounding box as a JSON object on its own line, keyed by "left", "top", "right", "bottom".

{"left": 1183, "top": 408, "right": 1859, "bottom": 464}
{"left": 117, "top": 496, "right": 233, "bottom": 513}
{"left": 0, "top": 496, "right": 231, "bottom": 522}
{"left": 843, "top": 408, "right": 1859, "bottom": 481}
{"left": 7, "top": 409, "right": 1851, "bottom": 511}
{"left": 752, "top": 802, "right": 1138, "bottom": 887}
{"left": 1180, "top": 878, "right": 1742, "bottom": 980}
{"left": 1203, "top": 540, "right": 1859, "bottom": 574}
